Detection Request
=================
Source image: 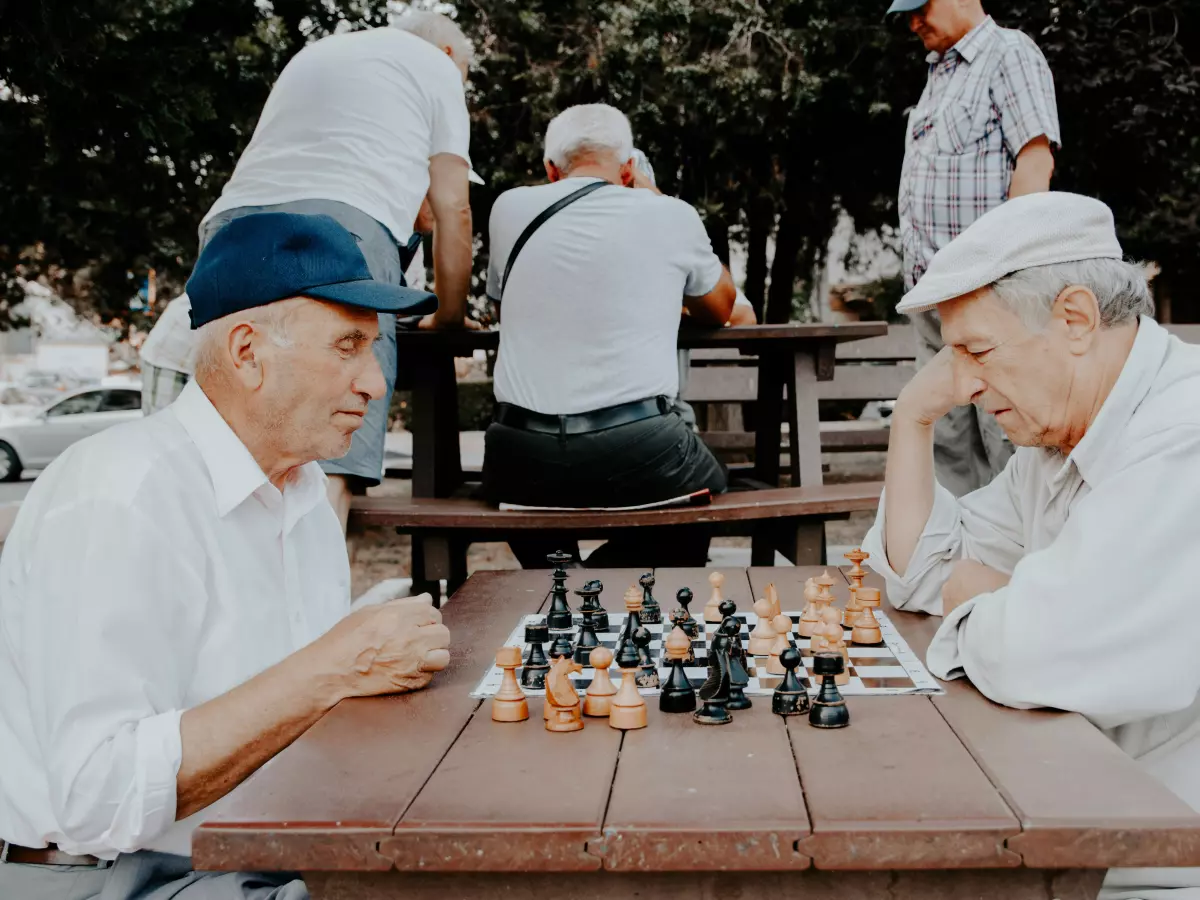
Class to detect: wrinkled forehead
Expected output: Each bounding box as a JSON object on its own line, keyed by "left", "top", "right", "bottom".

{"left": 290, "top": 296, "right": 382, "bottom": 337}
{"left": 936, "top": 286, "right": 1028, "bottom": 347}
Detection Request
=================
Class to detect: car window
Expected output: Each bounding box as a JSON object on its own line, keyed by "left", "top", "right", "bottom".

{"left": 101, "top": 389, "right": 142, "bottom": 412}
{"left": 46, "top": 391, "right": 105, "bottom": 417}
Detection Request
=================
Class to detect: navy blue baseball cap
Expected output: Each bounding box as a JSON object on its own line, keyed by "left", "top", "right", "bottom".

{"left": 186, "top": 212, "right": 438, "bottom": 329}
{"left": 886, "top": 0, "right": 927, "bottom": 12}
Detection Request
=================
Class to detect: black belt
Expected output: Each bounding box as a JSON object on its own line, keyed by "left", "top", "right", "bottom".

{"left": 0, "top": 840, "right": 111, "bottom": 868}
{"left": 494, "top": 396, "right": 673, "bottom": 436}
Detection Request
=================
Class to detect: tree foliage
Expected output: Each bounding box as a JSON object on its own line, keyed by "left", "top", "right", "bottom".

{"left": 2, "top": 0, "right": 1198, "bottom": 326}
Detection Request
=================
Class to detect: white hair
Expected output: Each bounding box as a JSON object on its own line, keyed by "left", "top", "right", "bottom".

{"left": 988, "top": 258, "right": 1155, "bottom": 331}
{"left": 193, "top": 304, "right": 296, "bottom": 384}
{"left": 392, "top": 10, "right": 473, "bottom": 66}
{"left": 543, "top": 104, "right": 635, "bottom": 172}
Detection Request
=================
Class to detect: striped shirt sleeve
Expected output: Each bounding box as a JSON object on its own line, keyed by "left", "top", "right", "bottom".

{"left": 993, "top": 35, "right": 1061, "bottom": 158}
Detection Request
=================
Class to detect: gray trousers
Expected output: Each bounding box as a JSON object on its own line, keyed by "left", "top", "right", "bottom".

{"left": 0, "top": 850, "right": 306, "bottom": 900}
{"left": 913, "top": 309, "right": 1013, "bottom": 497}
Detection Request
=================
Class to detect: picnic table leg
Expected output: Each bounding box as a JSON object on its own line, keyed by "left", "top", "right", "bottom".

{"left": 786, "top": 349, "right": 824, "bottom": 488}
{"left": 409, "top": 352, "right": 464, "bottom": 500}
{"left": 752, "top": 517, "right": 825, "bottom": 566}
{"left": 752, "top": 354, "right": 785, "bottom": 486}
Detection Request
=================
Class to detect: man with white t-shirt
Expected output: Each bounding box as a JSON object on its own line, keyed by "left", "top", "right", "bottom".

{"left": 480, "top": 104, "right": 736, "bottom": 568}
{"left": 139, "top": 11, "right": 476, "bottom": 532}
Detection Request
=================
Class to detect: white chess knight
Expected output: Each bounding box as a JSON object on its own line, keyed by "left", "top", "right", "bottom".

{"left": 862, "top": 192, "right": 1200, "bottom": 899}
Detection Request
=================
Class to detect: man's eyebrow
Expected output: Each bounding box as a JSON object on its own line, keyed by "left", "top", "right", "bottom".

{"left": 335, "top": 329, "right": 372, "bottom": 345}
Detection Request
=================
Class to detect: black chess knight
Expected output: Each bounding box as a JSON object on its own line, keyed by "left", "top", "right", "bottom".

{"left": 575, "top": 578, "right": 609, "bottom": 631}
{"left": 694, "top": 628, "right": 733, "bottom": 725}
{"left": 720, "top": 617, "right": 752, "bottom": 710}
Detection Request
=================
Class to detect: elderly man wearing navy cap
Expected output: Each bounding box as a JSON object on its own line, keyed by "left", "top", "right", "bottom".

{"left": 0, "top": 213, "right": 451, "bottom": 899}
{"left": 890, "top": 0, "right": 1061, "bottom": 498}
{"left": 863, "top": 192, "right": 1200, "bottom": 899}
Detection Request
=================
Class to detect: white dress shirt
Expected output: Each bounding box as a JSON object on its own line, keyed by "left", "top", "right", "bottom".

{"left": 0, "top": 381, "right": 350, "bottom": 859}
{"left": 863, "top": 317, "right": 1200, "bottom": 897}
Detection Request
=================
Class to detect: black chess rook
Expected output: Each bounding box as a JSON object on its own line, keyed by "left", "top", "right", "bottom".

{"left": 520, "top": 620, "right": 551, "bottom": 690}
{"left": 809, "top": 653, "right": 850, "bottom": 728}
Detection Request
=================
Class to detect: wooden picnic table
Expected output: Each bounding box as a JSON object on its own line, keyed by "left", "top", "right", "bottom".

{"left": 195, "top": 567, "right": 1200, "bottom": 899}
{"left": 394, "top": 321, "right": 888, "bottom": 498}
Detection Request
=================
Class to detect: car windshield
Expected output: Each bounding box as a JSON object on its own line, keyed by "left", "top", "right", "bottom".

{"left": 46, "top": 392, "right": 104, "bottom": 417}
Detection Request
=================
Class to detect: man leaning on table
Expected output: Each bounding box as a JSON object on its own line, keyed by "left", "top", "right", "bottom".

{"left": 891, "top": 0, "right": 1060, "bottom": 497}
{"left": 0, "top": 213, "right": 452, "bottom": 899}
{"left": 862, "top": 192, "right": 1200, "bottom": 900}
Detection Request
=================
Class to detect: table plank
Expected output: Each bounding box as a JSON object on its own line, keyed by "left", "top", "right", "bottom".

{"left": 602, "top": 703, "right": 811, "bottom": 871}
{"left": 863, "top": 570, "right": 1200, "bottom": 868}
{"left": 193, "top": 569, "right": 550, "bottom": 871}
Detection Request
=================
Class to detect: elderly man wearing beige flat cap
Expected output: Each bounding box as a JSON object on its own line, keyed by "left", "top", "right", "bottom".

{"left": 863, "top": 191, "right": 1200, "bottom": 900}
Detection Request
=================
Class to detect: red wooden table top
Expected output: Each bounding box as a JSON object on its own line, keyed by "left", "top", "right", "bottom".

{"left": 194, "top": 567, "right": 1200, "bottom": 874}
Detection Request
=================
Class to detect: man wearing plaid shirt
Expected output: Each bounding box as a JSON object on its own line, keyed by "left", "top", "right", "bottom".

{"left": 891, "top": 0, "right": 1060, "bottom": 496}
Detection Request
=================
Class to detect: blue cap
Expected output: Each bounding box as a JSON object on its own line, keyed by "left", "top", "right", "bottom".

{"left": 887, "top": 0, "right": 926, "bottom": 11}
{"left": 186, "top": 212, "right": 438, "bottom": 329}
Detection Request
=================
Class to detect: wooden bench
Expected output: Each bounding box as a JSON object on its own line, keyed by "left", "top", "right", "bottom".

{"left": 349, "top": 483, "right": 883, "bottom": 599}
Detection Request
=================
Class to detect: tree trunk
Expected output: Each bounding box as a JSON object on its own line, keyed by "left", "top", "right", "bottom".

{"left": 766, "top": 214, "right": 804, "bottom": 324}
{"left": 707, "top": 217, "right": 731, "bottom": 268}
{"left": 744, "top": 193, "right": 773, "bottom": 321}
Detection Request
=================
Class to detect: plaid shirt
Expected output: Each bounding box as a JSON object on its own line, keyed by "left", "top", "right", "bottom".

{"left": 899, "top": 17, "right": 1061, "bottom": 290}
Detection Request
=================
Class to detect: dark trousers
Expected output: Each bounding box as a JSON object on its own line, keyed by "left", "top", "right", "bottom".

{"left": 480, "top": 409, "right": 727, "bottom": 569}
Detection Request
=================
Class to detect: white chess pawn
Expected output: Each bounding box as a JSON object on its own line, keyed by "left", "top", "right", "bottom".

{"left": 703, "top": 571, "right": 725, "bottom": 623}
{"left": 748, "top": 597, "right": 778, "bottom": 655}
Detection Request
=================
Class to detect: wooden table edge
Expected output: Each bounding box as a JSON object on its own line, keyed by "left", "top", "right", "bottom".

{"left": 379, "top": 828, "right": 604, "bottom": 872}
{"left": 596, "top": 827, "right": 812, "bottom": 871}
{"left": 192, "top": 825, "right": 395, "bottom": 872}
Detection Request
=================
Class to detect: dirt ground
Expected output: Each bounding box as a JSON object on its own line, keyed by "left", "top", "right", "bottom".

{"left": 348, "top": 449, "right": 885, "bottom": 600}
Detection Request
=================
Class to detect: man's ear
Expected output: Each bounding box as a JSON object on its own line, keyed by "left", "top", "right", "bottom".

{"left": 545, "top": 160, "right": 563, "bottom": 183}
{"left": 228, "top": 322, "right": 266, "bottom": 390}
{"left": 619, "top": 159, "right": 635, "bottom": 187}
{"left": 1052, "top": 284, "right": 1102, "bottom": 355}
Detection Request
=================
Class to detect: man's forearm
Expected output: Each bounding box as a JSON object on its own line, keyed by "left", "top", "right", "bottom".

{"left": 883, "top": 413, "right": 938, "bottom": 577}
{"left": 430, "top": 204, "right": 473, "bottom": 325}
{"left": 176, "top": 643, "right": 346, "bottom": 820}
{"left": 1008, "top": 138, "right": 1054, "bottom": 198}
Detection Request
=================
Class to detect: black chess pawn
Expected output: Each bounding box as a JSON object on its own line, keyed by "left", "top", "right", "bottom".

{"left": 659, "top": 626, "right": 696, "bottom": 713}
{"left": 633, "top": 626, "right": 660, "bottom": 689}
{"left": 545, "top": 552, "right": 574, "bottom": 630}
{"left": 809, "top": 653, "right": 850, "bottom": 728}
{"left": 721, "top": 617, "right": 753, "bottom": 711}
{"left": 521, "top": 620, "right": 551, "bottom": 690}
{"left": 674, "top": 587, "right": 699, "bottom": 638}
{"left": 669, "top": 603, "right": 697, "bottom": 666}
{"left": 638, "top": 572, "right": 662, "bottom": 625}
{"left": 549, "top": 629, "right": 574, "bottom": 661}
{"left": 693, "top": 633, "right": 733, "bottom": 725}
{"left": 574, "top": 580, "right": 609, "bottom": 634}
{"left": 772, "top": 648, "right": 810, "bottom": 717}
{"left": 573, "top": 607, "right": 600, "bottom": 665}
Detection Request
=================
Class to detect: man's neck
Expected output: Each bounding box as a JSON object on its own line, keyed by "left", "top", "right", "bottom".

{"left": 946, "top": 10, "right": 988, "bottom": 51}
{"left": 199, "top": 379, "right": 305, "bottom": 491}
{"left": 1059, "top": 322, "right": 1140, "bottom": 455}
{"left": 561, "top": 161, "right": 622, "bottom": 185}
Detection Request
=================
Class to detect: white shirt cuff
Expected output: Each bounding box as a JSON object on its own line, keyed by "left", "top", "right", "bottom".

{"left": 128, "top": 709, "right": 184, "bottom": 851}
{"left": 925, "top": 595, "right": 981, "bottom": 681}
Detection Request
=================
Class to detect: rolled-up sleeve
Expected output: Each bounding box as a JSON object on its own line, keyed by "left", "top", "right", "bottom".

{"left": 19, "top": 498, "right": 204, "bottom": 854}
{"left": 863, "top": 450, "right": 1028, "bottom": 615}
{"left": 926, "top": 431, "right": 1200, "bottom": 727}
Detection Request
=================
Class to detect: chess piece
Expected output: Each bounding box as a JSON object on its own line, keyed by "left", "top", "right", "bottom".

{"left": 721, "top": 617, "right": 752, "bottom": 710}
{"left": 633, "top": 625, "right": 660, "bottom": 689}
{"left": 638, "top": 572, "right": 662, "bottom": 625}
{"left": 797, "top": 577, "right": 821, "bottom": 638}
{"left": 545, "top": 655, "right": 585, "bottom": 732}
{"left": 659, "top": 626, "right": 697, "bottom": 713}
{"left": 748, "top": 597, "right": 778, "bottom": 655}
{"left": 819, "top": 607, "right": 850, "bottom": 685}
{"left": 766, "top": 612, "right": 793, "bottom": 675}
{"left": 809, "top": 653, "right": 850, "bottom": 728}
{"left": 615, "top": 586, "right": 644, "bottom": 669}
{"left": 693, "top": 632, "right": 733, "bottom": 725}
{"left": 675, "top": 587, "right": 699, "bottom": 638}
{"left": 718, "top": 599, "right": 746, "bottom": 665}
{"left": 549, "top": 629, "right": 574, "bottom": 661}
{"left": 668, "top": 602, "right": 697, "bottom": 666}
{"left": 851, "top": 587, "right": 884, "bottom": 646}
{"left": 609, "top": 650, "right": 648, "bottom": 731}
{"left": 703, "top": 571, "right": 725, "bottom": 623}
{"left": 843, "top": 548, "right": 869, "bottom": 628}
{"left": 765, "top": 582, "right": 782, "bottom": 620}
{"left": 575, "top": 579, "right": 609, "bottom": 632}
{"left": 772, "top": 648, "right": 811, "bottom": 717}
{"left": 583, "top": 647, "right": 617, "bottom": 717}
{"left": 492, "top": 647, "right": 529, "bottom": 722}
{"left": 520, "top": 620, "right": 551, "bottom": 690}
{"left": 573, "top": 605, "right": 600, "bottom": 666}
{"left": 545, "top": 550, "right": 574, "bottom": 629}
{"left": 815, "top": 571, "right": 837, "bottom": 619}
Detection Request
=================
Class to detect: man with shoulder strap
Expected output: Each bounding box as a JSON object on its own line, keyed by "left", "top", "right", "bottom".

{"left": 481, "top": 103, "right": 735, "bottom": 569}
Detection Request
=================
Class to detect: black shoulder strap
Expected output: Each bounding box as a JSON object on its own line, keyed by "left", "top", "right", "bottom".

{"left": 499, "top": 180, "right": 610, "bottom": 300}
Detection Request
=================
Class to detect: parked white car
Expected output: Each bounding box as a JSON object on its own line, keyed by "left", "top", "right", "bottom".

{"left": 0, "top": 386, "right": 142, "bottom": 481}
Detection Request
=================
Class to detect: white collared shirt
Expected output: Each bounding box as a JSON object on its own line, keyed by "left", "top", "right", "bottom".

{"left": 0, "top": 381, "right": 351, "bottom": 859}
{"left": 863, "top": 317, "right": 1200, "bottom": 894}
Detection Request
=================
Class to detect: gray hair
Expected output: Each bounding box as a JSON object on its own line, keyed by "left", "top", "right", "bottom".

{"left": 392, "top": 10, "right": 473, "bottom": 66}
{"left": 543, "top": 104, "right": 635, "bottom": 172}
{"left": 193, "top": 304, "right": 296, "bottom": 384}
{"left": 988, "top": 258, "right": 1155, "bottom": 331}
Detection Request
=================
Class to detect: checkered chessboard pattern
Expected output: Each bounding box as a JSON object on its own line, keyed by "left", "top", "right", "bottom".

{"left": 470, "top": 610, "right": 942, "bottom": 698}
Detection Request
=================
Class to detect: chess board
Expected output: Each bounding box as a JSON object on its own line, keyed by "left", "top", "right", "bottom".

{"left": 471, "top": 609, "right": 942, "bottom": 698}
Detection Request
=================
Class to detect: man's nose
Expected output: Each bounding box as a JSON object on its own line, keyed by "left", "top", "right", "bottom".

{"left": 354, "top": 350, "right": 387, "bottom": 402}
{"left": 952, "top": 356, "right": 987, "bottom": 405}
{"left": 909, "top": 12, "right": 922, "bottom": 31}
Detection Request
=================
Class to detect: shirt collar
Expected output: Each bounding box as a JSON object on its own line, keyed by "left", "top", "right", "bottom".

{"left": 927, "top": 16, "right": 997, "bottom": 65}
{"left": 1054, "top": 317, "right": 1170, "bottom": 487}
{"left": 169, "top": 380, "right": 328, "bottom": 524}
